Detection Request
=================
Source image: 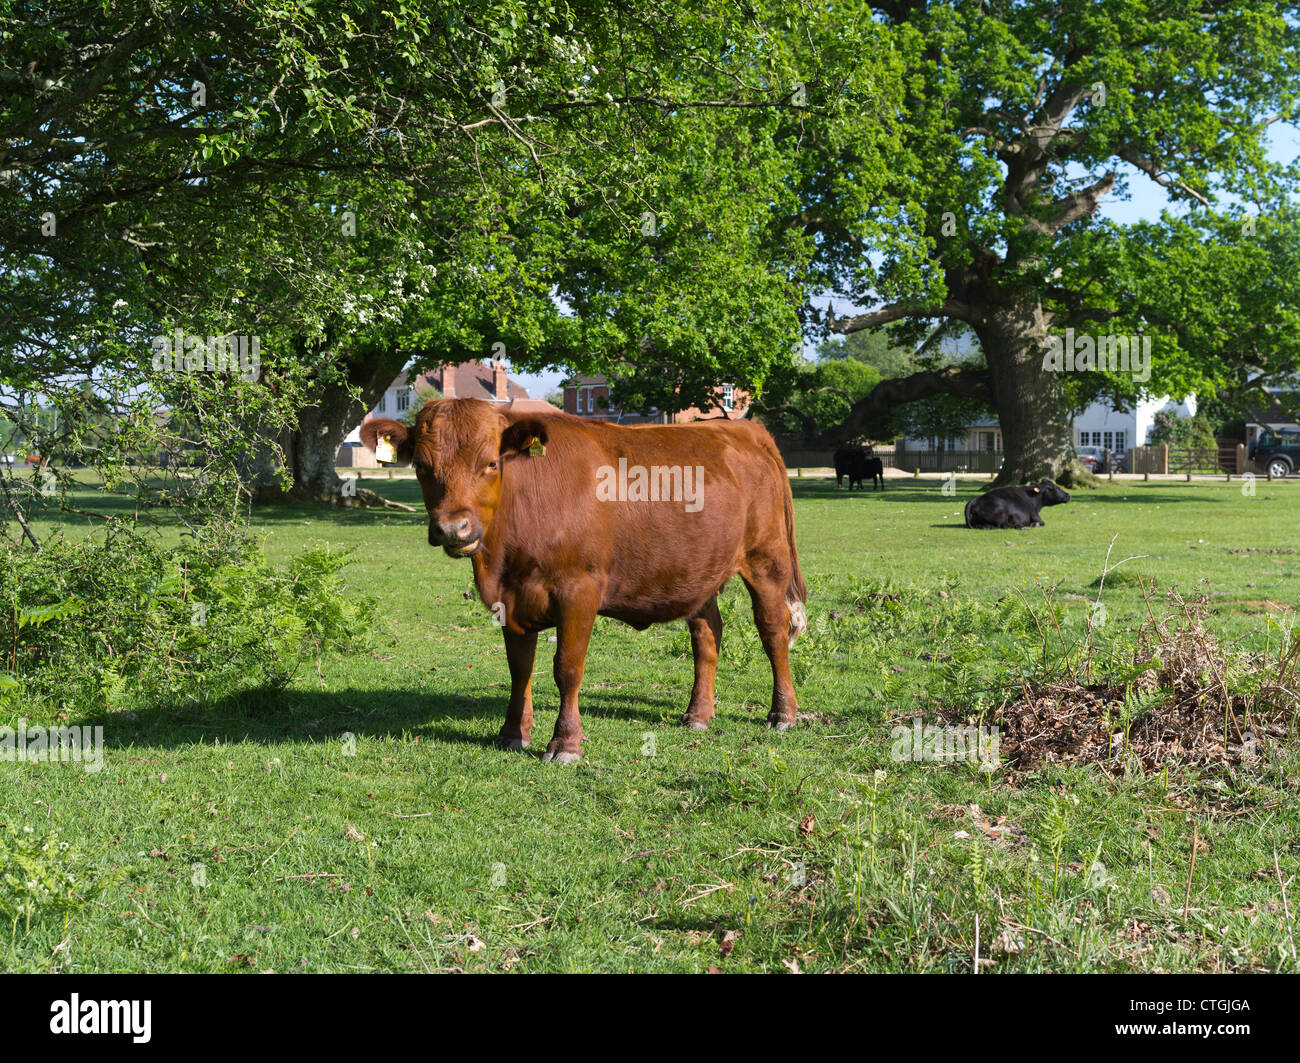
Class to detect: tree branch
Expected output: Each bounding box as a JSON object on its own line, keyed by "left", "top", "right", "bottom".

{"left": 1118, "top": 146, "right": 1211, "bottom": 206}
{"left": 831, "top": 298, "right": 977, "bottom": 333}
{"left": 804, "top": 364, "right": 993, "bottom": 447}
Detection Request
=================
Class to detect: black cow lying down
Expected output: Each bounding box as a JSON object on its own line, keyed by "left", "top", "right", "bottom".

{"left": 964, "top": 479, "right": 1071, "bottom": 528}
{"left": 834, "top": 447, "right": 884, "bottom": 491}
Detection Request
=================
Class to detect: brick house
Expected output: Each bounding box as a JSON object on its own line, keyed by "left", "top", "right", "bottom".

{"left": 562, "top": 373, "right": 747, "bottom": 424}
{"left": 337, "top": 360, "right": 555, "bottom": 466}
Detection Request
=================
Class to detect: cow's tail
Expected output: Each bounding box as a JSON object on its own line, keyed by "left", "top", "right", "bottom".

{"left": 782, "top": 478, "right": 808, "bottom": 648}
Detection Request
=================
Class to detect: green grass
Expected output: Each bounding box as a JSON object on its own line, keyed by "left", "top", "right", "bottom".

{"left": 3, "top": 472, "right": 1299, "bottom": 972}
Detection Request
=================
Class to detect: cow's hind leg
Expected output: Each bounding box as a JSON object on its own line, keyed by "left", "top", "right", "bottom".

{"left": 743, "top": 576, "right": 800, "bottom": 730}
{"left": 681, "top": 595, "right": 722, "bottom": 730}
{"left": 543, "top": 598, "right": 598, "bottom": 763}
{"left": 495, "top": 629, "right": 537, "bottom": 750}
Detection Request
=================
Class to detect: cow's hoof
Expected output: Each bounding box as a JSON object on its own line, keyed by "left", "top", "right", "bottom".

{"left": 541, "top": 748, "right": 582, "bottom": 764}
{"left": 680, "top": 715, "right": 711, "bottom": 731}
{"left": 495, "top": 736, "right": 530, "bottom": 751}
{"left": 766, "top": 717, "right": 795, "bottom": 731}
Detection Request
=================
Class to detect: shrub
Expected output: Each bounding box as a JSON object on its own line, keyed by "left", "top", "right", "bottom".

{"left": 0, "top": 826, "right": 114, "bottom": 934}
{"left": 0, "top": 525, "right": 376, "bottom": 714}
{"left": 1148, "top": 410, "right": 1217, "bottom": 451}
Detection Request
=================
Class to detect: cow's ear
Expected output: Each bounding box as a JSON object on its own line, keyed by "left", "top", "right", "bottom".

{"left": 360, "top": 418, "right": 413, "bottom": 465}
{"left": 500, "top": 417, "right": 549, "bottom": 459}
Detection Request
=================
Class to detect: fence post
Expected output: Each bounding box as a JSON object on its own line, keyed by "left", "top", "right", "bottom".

{"left": 1160, "top": 444, "right": 1169, "bottom": 475}
{"left": 1237, "top": 443, "right": 1246, "bottom": 475}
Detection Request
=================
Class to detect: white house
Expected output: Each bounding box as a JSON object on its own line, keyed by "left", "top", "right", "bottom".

{"left": 903, "top": 394, "right": 1197, "bottom": 456}
{"left": 1072, "top": 394, "right": 1196, "bottom": 455}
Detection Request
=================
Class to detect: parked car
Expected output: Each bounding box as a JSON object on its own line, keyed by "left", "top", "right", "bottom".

{"left": 1249, "top": 428, "right": 1300, "bottom": 478}
{"left": 1075, "top": 445, "right": 1126, "bottom": 473}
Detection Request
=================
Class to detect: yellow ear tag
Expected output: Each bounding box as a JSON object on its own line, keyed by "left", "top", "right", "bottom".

{"left": 375, "top": 435, "right": 397, "bottom": 464}
{"left": 528, "top": 440, "right": 546, "bottom": 457}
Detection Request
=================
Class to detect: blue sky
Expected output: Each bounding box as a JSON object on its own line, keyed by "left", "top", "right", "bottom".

{"left": 510, "top": 123, "right": 1300, "bottom": 399}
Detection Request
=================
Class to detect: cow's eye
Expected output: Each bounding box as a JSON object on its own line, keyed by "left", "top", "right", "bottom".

{"left": 484, "top": 460, "right": 499, "bottom": 475}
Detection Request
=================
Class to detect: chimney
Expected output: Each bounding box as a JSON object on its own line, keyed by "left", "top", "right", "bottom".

{"left": 441, "top": 365, "right": 455, "bottom": 399}
{"left": 492, "top": 360, "right": 508, "bottom": 401}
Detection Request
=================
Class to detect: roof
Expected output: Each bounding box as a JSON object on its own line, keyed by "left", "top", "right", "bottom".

{"left": 445, "top": 362, "right": 531, "bottom": 402}
{"left": 383, "top": 361, "right": 534, "bottom": 402}
{"left": 1246, "top": 393, "right": 1300, "bottom": 427}
{"left": 506, "top": 397, "right": 561, "bottom": 413}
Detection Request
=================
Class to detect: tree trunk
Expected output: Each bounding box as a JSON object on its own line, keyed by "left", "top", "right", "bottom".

{"left": 974, "top": 290, "right": 1076, "bottom": 487}
{"left": 289, "top": 385, "right": 367, "bottom": 498}
{"left": 815, "top": 292, "right": 1084, "bottom": 487}
{"left": 248, "top": 345, "right": 410, "bottom": 502}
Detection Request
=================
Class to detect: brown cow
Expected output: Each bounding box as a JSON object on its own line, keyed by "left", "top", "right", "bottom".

{"left": 361, "top": 398, "right": 807, "bottom": 763}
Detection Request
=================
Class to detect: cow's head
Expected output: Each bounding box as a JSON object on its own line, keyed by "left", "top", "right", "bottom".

{"left": 360, "top": 399, "right": 548, "bottom": 558}
{"left": 1027, "top": 479, "right": 1071, "bottom": 506}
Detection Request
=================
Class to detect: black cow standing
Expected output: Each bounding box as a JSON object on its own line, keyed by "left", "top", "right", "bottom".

{"left": 964, "top": 479, "right": 1070, "bottom": 528}
{"left": 834, "top": 446, "right": 885, "bottom": 491}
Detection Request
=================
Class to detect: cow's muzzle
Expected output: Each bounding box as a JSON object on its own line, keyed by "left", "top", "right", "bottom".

{"left": 429, "top": 515, "right": 483, "bottom": 557}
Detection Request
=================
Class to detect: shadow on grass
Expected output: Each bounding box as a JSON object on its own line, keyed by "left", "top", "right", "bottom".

{"left": 26, "top": 474, "right": 430, "bottom": 529}
{"left": 76, "top": 683, "right": 687, "bottom": 755}
{"left": 789, "top": 477, "right": 1247, "bottom": 508}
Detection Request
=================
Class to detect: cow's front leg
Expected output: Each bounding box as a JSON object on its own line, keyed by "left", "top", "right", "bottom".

{"left": 543, "top": 604, "right": 597, "bottom": 763}
{"left": 496, "top": 629, "right": 537, "bottom": 750}
{"left": 681, "top": 595, "right": 722, "bottom": 730}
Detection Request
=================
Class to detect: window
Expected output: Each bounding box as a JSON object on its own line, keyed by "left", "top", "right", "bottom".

{"left": 1103, "top": 431, "right": 1113, "bottom": 451}
{"left": 396, "top": 389, "right": 410, "bottom": 412}
{"left": 584, "top": 389, "right": 593, "bottom": 414}
{"left": 1092, "top": 431, "right": 1103, "bottom": 447}
{"left": 1115, "top": 431, "right": 1126, "bottom": 452}
{"left": 721, "top": 383, "right": 735, "bottom": 411}
{"left": 376, "top": 394, "right": 386, "bottom": 414}
{"left": 1080, "top": 430, "right": 1089, "bottom": 446}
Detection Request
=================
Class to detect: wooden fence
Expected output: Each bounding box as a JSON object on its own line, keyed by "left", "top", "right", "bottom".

{"left": 779, "top": 447, "right": 1003, "bottom": 474}
{"left": 890, "top": 449, "right": 1004, "bottom": 474}
{"left": 781, "top": 441, "right": 1250, "bottom": 477}
{"left": 1131, "top": 443, "right": 1246, "bottom": 476}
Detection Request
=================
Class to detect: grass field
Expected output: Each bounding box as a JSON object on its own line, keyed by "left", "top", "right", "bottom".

{"left": 4, "top": 472, "right": 1299, "bottom": 972}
